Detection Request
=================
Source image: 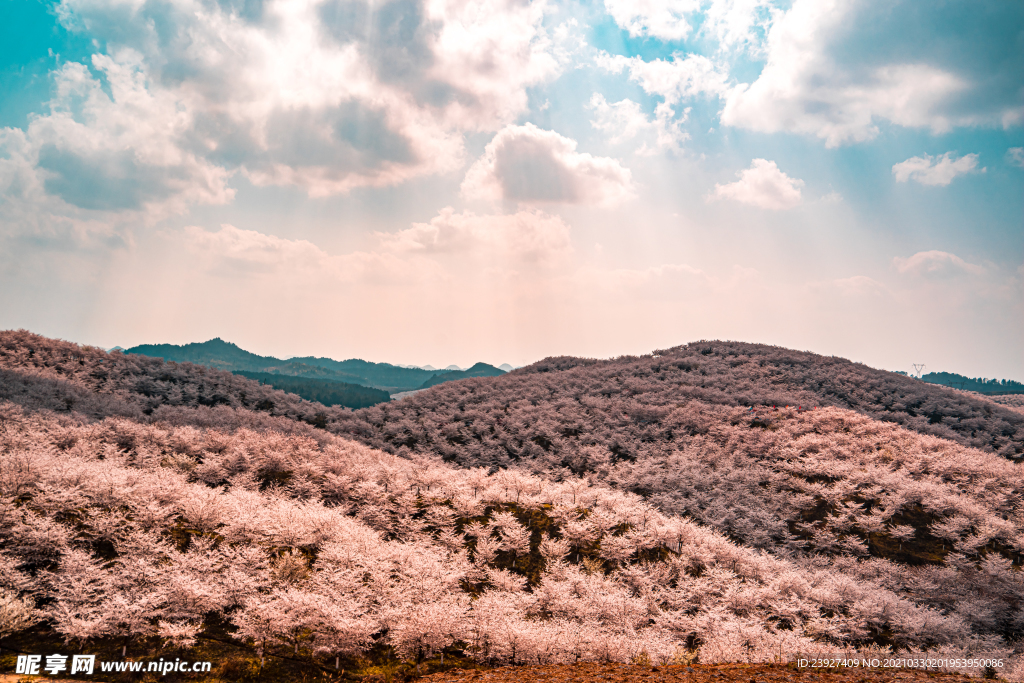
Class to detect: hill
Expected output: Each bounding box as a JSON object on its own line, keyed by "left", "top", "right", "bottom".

{"left": 233, "top": 371, "right": 390, "bottom": 409}
{"left": 1, "top": 330, "right": 344, "bottom": 428}
{"left": 922, "top": 371, "right": 1024, "bottom": 395}
{"left": 2, "top": 331, "right": 1023, "bottom": 679}
{"left": 125, "top": 338, "right": 282, "bottom": 372}
{"left": 124, "top": 339, "right": 438, "bottom": 391}
{"left": 287, "top": 355, "right": 439, "bottom": 391}
{"left": 418, "top": 362, "right": 507, "bottom": 389}
{"left": 345, "top": 341, "right": 1023, "bottom": 461}
{"left": 1, "top": 396, "right": 1017, "bottom": 678}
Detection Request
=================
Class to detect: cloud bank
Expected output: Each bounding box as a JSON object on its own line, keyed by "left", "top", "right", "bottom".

{"left": 893, "top": 250, "right": 985, "bottom": 278}
{"left": 711, "top": 159, "right": 804, "bottom": 210}
{"left": 892, "top": 153, "right": 982, "bottom": 186}
{"left": 461, "top": 124, "right": 635, "bottom": 207}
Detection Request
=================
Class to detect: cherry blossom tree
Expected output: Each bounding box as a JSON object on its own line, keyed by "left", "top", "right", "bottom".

{"left": 0, "top": 588, "right": 35, "bottom": 639}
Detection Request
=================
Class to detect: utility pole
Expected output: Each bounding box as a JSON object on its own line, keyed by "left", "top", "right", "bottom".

{"left": 912, "top": 364, "right": 926, "bottom": 379}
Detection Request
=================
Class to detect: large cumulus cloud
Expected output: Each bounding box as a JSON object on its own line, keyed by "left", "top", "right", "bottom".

{"left": 720, "top": 0, "right": 1024, "bottom": 145}
{"left": 1, "top": 0, "right": 565, "bottom": 237}
{"left": 598, "top": 0, "right": 1023, "bottom": 148}
{"left": 461, "top": 124, "right": 635, "bottom": 207}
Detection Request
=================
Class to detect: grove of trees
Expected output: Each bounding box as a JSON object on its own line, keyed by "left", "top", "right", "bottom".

{"left": 1, "top": 331, "right": 1021, "bottom": 679}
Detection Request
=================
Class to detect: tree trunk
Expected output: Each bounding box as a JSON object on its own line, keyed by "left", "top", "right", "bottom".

{"left": 336, "top": 656, "right": 340, "bottom": 670}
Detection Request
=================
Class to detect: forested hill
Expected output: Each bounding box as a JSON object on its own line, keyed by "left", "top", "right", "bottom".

{"left": 125, "top": 338, "right": 282, "bottom": 372}
{"left": 921, "top": 371, "right": 1024, "bottom": 394}
{"left": 417, "top": 362, "right": 506, "bottom": 389}
{"left": 341, "top": 340, "right": 1024, "bottom": 460}
{"left": 234, "top": 371, "right": 391, "bottom": 409}
{"left": 3, "top": 329, "right": 1024, "bottom": 663}
{"left": 7, "top": 332, "right": 1022, "bottom": 459}
{"left": 125, "top": 338, "right": 439, "bottom": 390}
{"left": 288, "top": 355, "right": 444, "bottom": 390}
{"left": 1, "top": 330, "right": 348, "bottom": 426}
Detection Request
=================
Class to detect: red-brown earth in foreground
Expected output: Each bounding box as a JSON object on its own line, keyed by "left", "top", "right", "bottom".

{"left": 0, "top": 661, "right": 1001, "bottom": 683}
{"left": 418, "top": 663, "right": 991, "bottom": 683}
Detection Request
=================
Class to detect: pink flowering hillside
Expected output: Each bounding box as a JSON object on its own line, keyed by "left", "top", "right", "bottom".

{"left": 0, "top": 332, "right": 1021, "bottom": 681}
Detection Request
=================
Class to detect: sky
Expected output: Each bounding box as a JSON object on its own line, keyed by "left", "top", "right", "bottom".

{"left": 0, "top": 0, "right": 1021, "bottom": 377}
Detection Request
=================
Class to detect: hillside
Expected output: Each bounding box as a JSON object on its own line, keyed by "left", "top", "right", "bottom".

{"left": 922, "top": 371, "right": 1024, "bottom": 395}
{"left": 1, "top": 400, "right": 1019, "bottom": 679}
{"left": 125, "top": 339, "right": 438, "bottom": 391}
{"left": 1, "top": 331, "right": 1023, "bottom": 680}
{"left": 233, "top": 371, "right": 391, "bottom": 409}
{"left": 418, "top": 363, "right": 507, "bottom": 389}
{"left": 125, "top": 338, "right": 283, "bottom": 372}
{"left": 344, "top": 341, "right": 1024, "bottom": 461}
{"left": 286, "top": 356, "right": 439, "bottom": 391}
{"left": 0, "top": 330, "right": 364, "bottom": 431}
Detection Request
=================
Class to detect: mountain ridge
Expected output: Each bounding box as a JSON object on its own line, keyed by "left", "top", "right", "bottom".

{"left": 123, "top": 338, "right": 506, "bottom": 392}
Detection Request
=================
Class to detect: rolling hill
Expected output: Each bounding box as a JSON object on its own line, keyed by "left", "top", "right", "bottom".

{"left": 124, "top": 339, "right": 440, "bottom": 391}
{"left": 921, "top": 371, "right": 1024, "bottom": 395}
{"left": 417, "top": 362, "right": 507, "bottom": 389}
{"left": 1, "top": 330, "right": 1022, "bottom": 679}
{"left": 233, "top": 371, "right": 391, "bottom": 409}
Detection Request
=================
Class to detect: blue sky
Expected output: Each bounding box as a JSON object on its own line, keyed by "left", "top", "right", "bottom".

{"left": 0, "top": 0, "right": 1021, "bottom": 377}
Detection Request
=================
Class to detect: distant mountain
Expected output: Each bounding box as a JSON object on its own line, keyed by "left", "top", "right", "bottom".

{"left": 124, "top": 339, "right": 438, "bottom": 391}
{"left": 125, "top": 338, "right": 280, "bottom": 372}
{"left": 234, "top": 371, "right": 389, "bottom": 409}
{"left": 417, "top": 362, "right": 506, "bottom": 389}
{"left": 287, "top": 356, "right": 437, "bottom": 391}
{"left": 443, "top": 364, "right": 463, "bottom": 371}
{"left": 921, "top": 371, "right": 1024, "bottom": 394}
{"left": 498, "top": 363, "right": 514, "bottom": 372}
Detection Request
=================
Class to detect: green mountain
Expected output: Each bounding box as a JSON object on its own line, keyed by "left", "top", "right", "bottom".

{"left": 126, "top": 338, "right": 277, "bottom": 371}
{"left": 288, "top": 356, "right": 437, "bottom": 390}
{"left": 417, "top": 362, "right": 506, "bottom": 389}
{"left": 921, "top": 371, "right": 1024, "bottom": 394}
{"left": 123, "top": 339, "right": 501, "bottom": 392}
{"left": 233, "top": 371, "right": 390, "bottom": 409}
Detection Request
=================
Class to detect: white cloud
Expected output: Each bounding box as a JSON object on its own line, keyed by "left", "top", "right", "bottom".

{"left": 0, "top": 55, "right": 236, "bottom": 244}
{"left": 4, "top": 0, "right": 566, "bottom": 221}
{"left": 588, "top": 94, "right": 689, "bottom": 153}
{"left": 1007, "top": 147, "right": 1024, "bottom": 168}
{"left": 603, "top": 0, "right": 701, "bottom": 41}
{"left": 461, "top": 124, "right": 635, "bottom": 207}
{"left": 186, "top": 207, "right": 574, "bottom": 283}
{"left": 184, "top": 225, "right": 328, "bottom": 274}
{"left": 719, "top": 0, "right": 1021, "bottom": 146}
{"left": 183, "top": 222, "right": 438, "bottom": 287}
{"left": 597, "top": 52, "right": 730, "bottom": 105}
{"left": 380, "top": 208, "right": 573, "bottom": 266}
{"left": 702, "top": 0, "right": 775, "bottom": 54}
{"left": 893, "top": 250, "right": 985, "bottom": 278}
{"left": 37, "top": 56, "right": 233, "bottom": 209}
{"left": 602, "top": 0, "right": 774, "bottom": 51}
{"left": 831, "top": 275, "right": 886, "bottom": 297}
{"left": 892, "top": 152, "right": 982, "bottom": 186}
{"left": 710, "top": 158, "right": 803, "bottom": 210}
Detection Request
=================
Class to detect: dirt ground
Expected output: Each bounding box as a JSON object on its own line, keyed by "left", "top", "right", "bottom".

{"left": 421, "top": 663, "right": 987, "bottom": 683}
{"left": 0, "top": 661, "right": 999, "bottom": 683}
